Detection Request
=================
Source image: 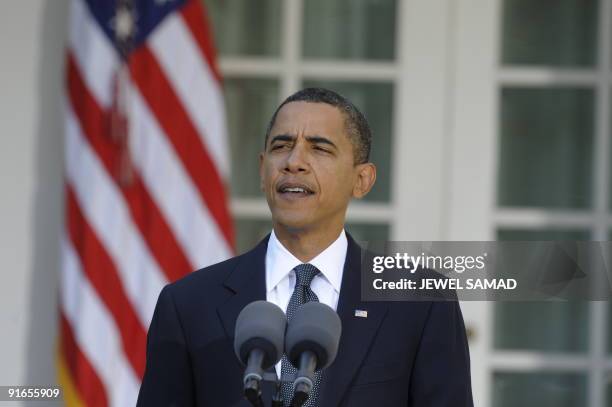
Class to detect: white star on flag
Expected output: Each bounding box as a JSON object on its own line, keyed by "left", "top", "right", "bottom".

{"left": 113, "top": 6, "right": 135, "bottom": 40}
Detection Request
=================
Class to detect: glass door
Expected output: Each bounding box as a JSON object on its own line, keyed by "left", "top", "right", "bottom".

{"left": 450, "top": 0, "right": 611, "bottom": 405}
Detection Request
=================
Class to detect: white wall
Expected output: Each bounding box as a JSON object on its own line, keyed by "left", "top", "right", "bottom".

{"left": 0, "top": 0, "right": 69, "bottom": 389}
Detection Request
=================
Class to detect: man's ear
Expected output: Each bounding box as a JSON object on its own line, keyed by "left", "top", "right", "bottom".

{"left": 352, "top": 162, "right": 377, "bottom": 199}
{"left": 259, "top": 152, "right": 265, "bottom": 192}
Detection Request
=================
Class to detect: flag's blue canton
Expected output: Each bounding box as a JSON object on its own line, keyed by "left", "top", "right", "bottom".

{"left": 83, "top": 0, "right": 188, "bottom": 54}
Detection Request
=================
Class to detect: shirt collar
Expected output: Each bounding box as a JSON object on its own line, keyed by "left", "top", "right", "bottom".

{"left": 266, "top": 229, "right": 347, "bottom": 294}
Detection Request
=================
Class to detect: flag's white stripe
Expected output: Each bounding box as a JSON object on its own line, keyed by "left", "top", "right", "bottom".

{"left": 128, "top": 85, "right": 233, "bottom": 268}
{"left": 65, "top": 104, "right": 166, "bottom": 327}
{"left": 149, "top": 13, "right": 230, "bottom": 179}
{"left": 69, "top": 0, "right": 118, "bottom": 108}
{"left": 60, "top": 236, "right": 140, "bottom": 407}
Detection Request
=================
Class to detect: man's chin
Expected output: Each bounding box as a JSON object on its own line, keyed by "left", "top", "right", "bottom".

{"left": 273, "top": 218, "right": 311, "bottom": 232}
{"left": 270, "top": 212, "right": 315, "bottom": 232}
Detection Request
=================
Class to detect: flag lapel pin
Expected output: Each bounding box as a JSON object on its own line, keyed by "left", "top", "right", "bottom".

{"left": 354, "top": 309, "right": 368, "bottom": 318}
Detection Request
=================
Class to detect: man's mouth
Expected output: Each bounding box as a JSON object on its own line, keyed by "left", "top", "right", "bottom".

{"left": 276, "top": 182, "right": 315, "bottom": 196}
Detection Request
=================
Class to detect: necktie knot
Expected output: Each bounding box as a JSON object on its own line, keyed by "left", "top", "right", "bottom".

{"left": 294, "top": 263, "right": 319, "bottom": 287}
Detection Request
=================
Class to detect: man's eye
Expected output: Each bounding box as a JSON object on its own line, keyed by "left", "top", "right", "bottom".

{"left": 314, "top": 146, "right": 330, "bottom": 153}
{"left": 271, "top": 144, "right": 287, "bottom": 150}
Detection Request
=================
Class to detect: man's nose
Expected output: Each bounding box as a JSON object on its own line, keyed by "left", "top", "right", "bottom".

{"left": 284, "top": 144, "right": 309, "bottom": 173}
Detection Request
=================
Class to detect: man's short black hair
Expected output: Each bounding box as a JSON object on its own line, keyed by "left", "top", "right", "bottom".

{"left": 264, "top": 87, "right": 372, "bottom": 164}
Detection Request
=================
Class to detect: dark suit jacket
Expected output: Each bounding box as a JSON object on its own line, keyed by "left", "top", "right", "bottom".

{"left": 137, "top": 234, "right": 473, "bottom": 406}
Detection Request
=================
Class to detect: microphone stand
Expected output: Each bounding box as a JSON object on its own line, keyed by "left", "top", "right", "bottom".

{"left": 244, "top": 379, "right": 264, "bottom": 407}
{"left": 271, "top": 379, "right": 283, "bottom": 407}
{"left": 245, "top": 371, "right": 288, "bottom": 407}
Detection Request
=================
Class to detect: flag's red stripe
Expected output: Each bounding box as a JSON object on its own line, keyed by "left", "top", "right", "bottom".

{"left": 60, "top": 312, "right": 109, "bottom": 407}
{"left": 179, "top": 0, "right": 222, "bottom": 84}
{"left": 129, "top": 46, "right": 234, "bottom": 249}
{"left": 67, "top": 53, "right": 193, "bottom": 282}
{"left": 66, "top": 185, "right": 146, "bottom": 378}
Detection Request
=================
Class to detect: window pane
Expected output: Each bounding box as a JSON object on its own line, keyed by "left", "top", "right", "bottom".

{"left": 203, "top": 0, "right": 281, "bottom": 56}
{"left": 498, "top": 87, "right": 594, "bottom": 209}
{"left": 608, "top": 301, "right": 612, "bottom": 353}
{"left": 497, "top": 229, "right": 591, "bottom": 241}
{"left": 494, "top": 301, "right": 588, "bottom": 353}
{"left": 302, "top": 0, "right": 397, "bottom": 60}
{"left": 235, "top": 219, "right": 388, "bottom": 254}
{"left": 495, "top": 229, "right": 590, "bottom": 353}
{"left": 610, "top": 105, "right": 612, "bottom": 211}
{"left": 501, "top": 0, "right": 598, "bottom": 67}
{"left": 493, "top": 372, "right": 587, "bottom": 407}
{"left": 302, "top": 80, "right": 393, "bottom": 202}
{"left": 608, "top": 230, "right": 612, "bottom": 354}
{"left": 225, "top": 78, "right": 279, "bottom": 198}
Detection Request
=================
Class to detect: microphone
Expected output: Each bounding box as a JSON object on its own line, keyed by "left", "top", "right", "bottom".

{"left": 285, "top": 302, "right": 342, "bottom": 406}
{"left": 234, "top": 301, "right": 287, "bottom": 405}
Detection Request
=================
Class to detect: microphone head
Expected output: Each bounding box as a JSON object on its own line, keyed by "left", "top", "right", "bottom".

{"left": 234, "top": 301, "right": 287, "bottom": 369}
{"left": 285, "top": 302, "right": 342, "bottom": 370}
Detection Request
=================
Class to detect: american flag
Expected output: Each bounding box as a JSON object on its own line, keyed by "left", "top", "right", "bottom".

{"left": 58, "top": 0, "right": 234, "bottom": 405}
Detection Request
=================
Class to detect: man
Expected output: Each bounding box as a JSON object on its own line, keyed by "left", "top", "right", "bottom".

{"left": 137, "top": 88, "right": 473, "bottom": 406}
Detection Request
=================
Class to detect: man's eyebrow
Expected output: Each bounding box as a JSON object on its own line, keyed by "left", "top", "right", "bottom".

{"left": 268, "top": 134, "right": 338, "bottom": 150}
{"left": 269, "top": 134, "right": 295, "bottom": 144}
{"left": 305, "top": 136, "right": 337, "bottom": 149}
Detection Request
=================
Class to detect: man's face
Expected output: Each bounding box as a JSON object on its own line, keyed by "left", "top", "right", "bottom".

{"left": 259, "top": 101, "right": 375, "bottom": 233}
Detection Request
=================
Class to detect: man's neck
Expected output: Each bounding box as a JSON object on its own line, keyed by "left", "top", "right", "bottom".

{"left": 273, "top": 224, "right": 344, "bottom": 263}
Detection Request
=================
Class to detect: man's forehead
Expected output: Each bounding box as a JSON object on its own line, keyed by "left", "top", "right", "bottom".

{"left": 271, "top": 101, "right": 346, "bottom": 136}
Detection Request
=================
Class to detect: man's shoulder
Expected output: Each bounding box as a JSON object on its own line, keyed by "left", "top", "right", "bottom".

{"left": 165, "top": 251, "right": 250, "bottom": 296}
{"left": 162, "top": 235, "right": 269, "bottom": 308}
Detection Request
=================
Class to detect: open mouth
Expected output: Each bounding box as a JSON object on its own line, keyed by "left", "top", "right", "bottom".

{"left": 276, "top": 182, "right": 315, "bottom": 197}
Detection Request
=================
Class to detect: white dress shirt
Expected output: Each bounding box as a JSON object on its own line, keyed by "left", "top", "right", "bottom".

{"left": 265, "top": 229, "right": 347, "bottom": 376}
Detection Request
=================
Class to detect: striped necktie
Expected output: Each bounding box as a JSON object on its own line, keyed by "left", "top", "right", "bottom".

{"left": 280, "top": 263, "right": 322, "bottom": 407}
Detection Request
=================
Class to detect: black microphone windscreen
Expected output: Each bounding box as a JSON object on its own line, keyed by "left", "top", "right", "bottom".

{"left": 234, "top": 301, "right": 287, "bottom": 369}
{"left": 285, "top": 302, "right": 342, "bottom": 370}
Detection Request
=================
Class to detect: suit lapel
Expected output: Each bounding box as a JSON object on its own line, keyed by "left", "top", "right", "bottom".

{"left": 319, "top": 234, "right": 389, "bottom": 407}
{"left": 217, "top": 235, "right": 276, "bottom": 406}
{"left": 217, "top": 235, "right": 270, "bottom": 344}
